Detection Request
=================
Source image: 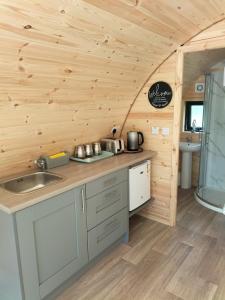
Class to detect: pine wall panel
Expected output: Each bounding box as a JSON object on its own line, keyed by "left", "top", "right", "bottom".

{"left": 1, "top": 1, "right": 225, "bottom": 225}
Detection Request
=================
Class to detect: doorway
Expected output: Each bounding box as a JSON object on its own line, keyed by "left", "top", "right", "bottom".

{"left": 176, "top": 48, "right": 225, "bottom": 215}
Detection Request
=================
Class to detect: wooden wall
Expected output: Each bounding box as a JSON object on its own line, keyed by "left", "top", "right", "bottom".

{"left": 123, "top": 20, "right": 225, "bottom": 225}
{"left": 1, "top": 0, "right": 225, "bottom": 178}
{"left": 122, "top": 55, "right": 176, "bottom": 225}
{"left": 1, "top": 1, "right": 225, "bottom": 225}
{"left": 0, "top": 0, "right": 153, "bottom": 176}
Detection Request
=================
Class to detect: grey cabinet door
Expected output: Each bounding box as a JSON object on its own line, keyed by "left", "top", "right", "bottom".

{"left": 16, "top": 186, "right": 88, "bottom": 300}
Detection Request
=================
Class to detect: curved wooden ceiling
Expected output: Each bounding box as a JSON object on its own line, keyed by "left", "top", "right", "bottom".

{"left": 1, "top": 0, "right": 225, "bottom": 174}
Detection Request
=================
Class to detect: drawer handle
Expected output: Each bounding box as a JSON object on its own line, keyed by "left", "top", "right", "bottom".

{"left": 105, "top": 190, "right": 118, "bottom": 199}
{"left": 97, "top": 219, "right": 120, "bottom": 243}
{"left": 103, "top": 177, "right": 117, "bottom": 188}
{"left": 96, "top": 198, "right": 120, "bottom": 213}
{"left": 96, "top": 191, "right": 120, "bottom": 213}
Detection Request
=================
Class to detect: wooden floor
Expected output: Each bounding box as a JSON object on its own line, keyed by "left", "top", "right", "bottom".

{"left": 57, "top": 189, "right": 225, "bottom": 300}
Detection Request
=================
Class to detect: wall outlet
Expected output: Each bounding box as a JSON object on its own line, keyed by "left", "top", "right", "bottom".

{"left": 162, "top": 127, "right": 170, "bottom": 136}
{"left": 152, "top": 127, "right": 159, "bottom": 135}
{"left": 111, "top": 126, "right": 120, "bottom": 136}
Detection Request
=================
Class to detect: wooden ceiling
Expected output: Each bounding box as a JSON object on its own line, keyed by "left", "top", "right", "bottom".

{"left": 1, "top": 0, "right": 225, "bottom": 175}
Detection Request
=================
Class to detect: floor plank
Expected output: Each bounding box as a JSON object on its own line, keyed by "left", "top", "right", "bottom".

{"left": 56, "top": 189, "right": 225, "bottom": 300}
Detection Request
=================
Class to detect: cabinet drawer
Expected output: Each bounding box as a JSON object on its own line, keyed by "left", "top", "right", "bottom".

{"left": 86, "top": 168, "right": 128, "bottom": 198}
{"left": 87, "top": 181, "right": 128, "bottom": 230}
{"left": 88, "top": 208, "right": 128, "bottom": 260}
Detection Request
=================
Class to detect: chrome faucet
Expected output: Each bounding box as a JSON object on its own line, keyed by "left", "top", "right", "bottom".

{"left": 191, "top": 120, "right": 197, "bottom": 133}
{"left": 34, "top": 158, "right": 46, "bottom": 170}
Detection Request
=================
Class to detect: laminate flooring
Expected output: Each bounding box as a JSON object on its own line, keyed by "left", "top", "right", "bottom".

{"left": 56, "top": 189, "right": 225, "bottom": 300}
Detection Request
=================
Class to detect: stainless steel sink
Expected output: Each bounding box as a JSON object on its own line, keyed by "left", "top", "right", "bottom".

{"left": 0, "top": 171, "right": 63, "bottom": 194}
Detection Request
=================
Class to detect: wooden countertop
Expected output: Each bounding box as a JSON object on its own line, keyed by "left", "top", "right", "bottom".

{"left": 0, "top": 151, "right": 155, "bottom": 214}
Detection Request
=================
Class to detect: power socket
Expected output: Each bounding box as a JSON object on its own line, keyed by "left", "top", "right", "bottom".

{"left": 111, "top": 126, "right": 119, "bottom": 137}
{"left": 152, "top": 127, "right": 159, "bottom": 135}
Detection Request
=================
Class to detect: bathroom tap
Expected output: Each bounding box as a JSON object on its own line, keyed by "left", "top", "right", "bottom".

{"left": 191, "top": 120, "right": 197, "bottom": 133}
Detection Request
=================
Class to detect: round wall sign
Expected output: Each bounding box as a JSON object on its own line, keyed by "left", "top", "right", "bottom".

{"left": 148, "top": 81, "right": 173, "bottom": 109}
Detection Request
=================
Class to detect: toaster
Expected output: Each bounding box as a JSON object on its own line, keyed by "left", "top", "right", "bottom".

{"left": 101, "top": 138, "right": 125, "bottom": 155}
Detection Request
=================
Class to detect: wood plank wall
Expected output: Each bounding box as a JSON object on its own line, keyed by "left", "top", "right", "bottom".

{"left": 123, "top": 20, "right": 225, "bottom": 225}
{"left": 1, "top": 0, "right": 225, "bottom": 178}
{"left": 122, "top": 55, "right": 176, "bottom": 225}
{"left": 1, "top": 1, "right": 225, "bottom": 226}
{"left": 0, "top": 0, "right": 166, "bottom": 176}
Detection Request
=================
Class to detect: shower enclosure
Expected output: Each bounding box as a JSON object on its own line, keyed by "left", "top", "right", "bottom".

{"left": 195, "top": 64, "right": 225, "bottom": 214}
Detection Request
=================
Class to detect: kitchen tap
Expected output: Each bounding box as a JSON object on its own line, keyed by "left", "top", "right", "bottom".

{"left": 34, "top": 158, "right": 46, "bottom": 170}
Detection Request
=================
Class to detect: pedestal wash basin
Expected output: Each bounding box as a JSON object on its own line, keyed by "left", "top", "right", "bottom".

{"left": 179, "top": 142, "right": 201, "bottom": 189}
{"left": 179, "top": 142, "right": 201, "bottom": 152}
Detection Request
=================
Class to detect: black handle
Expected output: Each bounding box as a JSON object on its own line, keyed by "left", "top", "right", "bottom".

{"left": 138, "top": 132, "right": 144, "bottom": 146}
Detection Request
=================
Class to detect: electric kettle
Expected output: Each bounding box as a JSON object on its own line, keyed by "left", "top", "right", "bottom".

{"left": 127, "top": 131, "right": 144, "bottom": 151}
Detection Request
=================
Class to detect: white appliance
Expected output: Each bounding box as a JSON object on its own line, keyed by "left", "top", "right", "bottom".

{"left": 129, "top": 160, "right": 151, "bottom": 212}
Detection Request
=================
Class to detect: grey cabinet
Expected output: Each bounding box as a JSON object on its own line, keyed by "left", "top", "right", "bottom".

{"left": 0, "top": 167, "right": 129, "bottom": 300}
{"left": 16, "top": 186, "right": 88, "bottom": 300}
{"left": 86, "top": 169, "right": 129, "bottom": 260}
{"left": 88, "top": 208, "right": 128, "bottom": 260}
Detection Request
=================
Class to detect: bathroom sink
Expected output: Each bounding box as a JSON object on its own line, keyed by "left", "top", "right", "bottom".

{"left": 0, "top": 171, "right": 63, "bottom": 194}
{"left": 179, "top": 142, "right": 201, "bottom": 189}
{"left": 179, "top": 142, "right": 201, "bottom": 152}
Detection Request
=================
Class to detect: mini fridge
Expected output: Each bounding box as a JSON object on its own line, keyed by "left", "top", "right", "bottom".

{"left": 129, "top": 160, "right": 151, "bottom": 212}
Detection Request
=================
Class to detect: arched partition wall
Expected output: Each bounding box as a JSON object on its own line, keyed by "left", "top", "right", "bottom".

{"left": 122, "top": 21, "right": 225, "bottom": 225}
{"left": 1, "top": 1, "right": 225, "bottom": 225}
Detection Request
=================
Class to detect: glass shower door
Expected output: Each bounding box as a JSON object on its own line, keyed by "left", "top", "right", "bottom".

{"left": 196, "top": 66, "right": 225, "bottom": 213}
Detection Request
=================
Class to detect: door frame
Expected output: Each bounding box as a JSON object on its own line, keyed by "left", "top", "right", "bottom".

{"left": 171, "top": 40, "right": 225, "bottom": 226}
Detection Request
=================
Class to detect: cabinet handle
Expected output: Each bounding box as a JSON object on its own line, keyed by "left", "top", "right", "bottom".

{"left": 103, "top": 177, "right": 117, "bottom": 188}
{"left": 81, "top": 188, "right": 85, "bottom": 213}
{"left": 97, "top": 219, "right": 120, "bottom": 243}
{"left": 96, "top": 190, "right": 120, "bottom": 213}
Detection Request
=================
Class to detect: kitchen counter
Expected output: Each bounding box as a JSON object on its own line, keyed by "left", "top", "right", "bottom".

{"left": 0, "top": 151, "right": 155, "bottom": 214}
